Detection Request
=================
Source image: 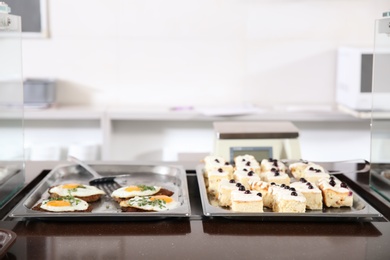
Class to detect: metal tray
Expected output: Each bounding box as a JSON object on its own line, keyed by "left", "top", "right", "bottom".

{"left": 196, "top": 164, "right": 382, "bottom": 221}
{"left": 9, "top": 162, "right": 191, "bottom": 220}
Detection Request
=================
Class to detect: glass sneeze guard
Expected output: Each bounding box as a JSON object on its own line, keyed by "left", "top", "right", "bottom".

{"left": 370, "top": 11, "right": 390, "bottom": 202}
{"left": 0, "top": 3, "right": 25, "bottom": 208}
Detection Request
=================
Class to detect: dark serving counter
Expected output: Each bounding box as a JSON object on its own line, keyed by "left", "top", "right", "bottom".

{"left": 1, "top": 161, "right": 390, "bottom": 259}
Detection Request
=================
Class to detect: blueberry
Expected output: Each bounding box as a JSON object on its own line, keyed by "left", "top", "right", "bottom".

{"left": 340, "top": 182, "right": 348, "bottom": 188}
{"left": 284, "top": 185, "right": 290, "bottom": 189}
{"left": 243, "top": 168, "right": 248, "bottom": 172}
{"left": 257, "top": 192, "right": 262, "bottom": 197}
{"left": 229, "top": 179, "right": 235, "bottom": 183}
{"left": 271, "top": 168, "right": 276, "bottom": 172}
{"left": 274, "top": 171, "right": 280, "bottom": 176}
{"left": 329, "top": 180, "right": 336, "bottom": 187}
{"left": 289, "top": 187, "right": 296, "bottom": 192}
{"left": 300, "top": 178, "right": 307, "bottom": 183}
{"left": 291, "top": 191, "right": 298, "bottom": 196}
{"left": 236, "top": 182, "right": 242, "bottom": 187}
{"left": 244, "top": 190, "right": 251, "bottom": 194}
{"left": 225, "top": 162, "right": 230, "bottom": 165}
{"left": 248, "top": 171, "right": 254, "bottom": 176}
{"left": 238, "top": 185, "right": 246, "bottom": 191}
{"left": 270, "top": 182, "right": 276, "bottom": 185}
{"left": 315, "top": 169, "right": 321, "bottom": 173}
{"left": 309, "top": 167, "right": 314, "bottom": 171}
{"left": 308, "top": 185, "right": 314, "bottom": 189}
{"left": 246, "top": 161, "right": 251, "bottom": 166}
{"left": 215, "top": 159, "right": 220, "bottom": 163}
{"left": 280, "top": 184, "right": 286, "bottom": 188}
{"left": 218, "top": 168, "right": 223, "bottom": 172}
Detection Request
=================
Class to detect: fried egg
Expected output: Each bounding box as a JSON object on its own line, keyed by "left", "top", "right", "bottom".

{"left": 111, "top": 185, "right": 161, "bottom": 199}
{"left": 120, "top": 195, "right": 178, "bottom": 212}
{"left": 40, "top": 197, "right": 89, "bottom": 212}
{"left": 49, "top": 183, "right": 105, "bottom": 197}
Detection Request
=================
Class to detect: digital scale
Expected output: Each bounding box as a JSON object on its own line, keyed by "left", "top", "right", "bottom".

{"left": 213, "top": 121, "right": 301, "bottom": 163}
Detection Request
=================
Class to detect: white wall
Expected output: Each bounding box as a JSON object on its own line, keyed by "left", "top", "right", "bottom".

{"left": 21, "top": 0, "right": 389, "bottom": 108}
{"left": 17, "top": 0, "right": 385, "bottom": 163}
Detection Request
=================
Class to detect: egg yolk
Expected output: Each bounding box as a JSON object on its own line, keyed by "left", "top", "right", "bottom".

{"left": 150, "top": 195, "right": 173, "bottom": 203}
{"left": 46, "top": 200, "right": 72, "bottom": 207}
{"left": 125, "top": 186, "right": 141, "bottom": 192}
{"left": 62, "top": 184, "right": 80, "bottom": 189}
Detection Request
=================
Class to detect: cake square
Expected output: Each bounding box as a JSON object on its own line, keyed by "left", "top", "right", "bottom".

{"left": 207, "top": 168, "right": 230, "bottom": 196}
{"left": 270, "top": 183, "right": 306, "bottom": 213}
{"left": 317, "top": 176, "right": 353, "bottom": 208}
{"left": 217, "top": 179, "right": 241, "bottom": 207}
{"left": 233, "top": 168, "right": 260, "bottom": 190}
{"left": 249, "top": 180, "right": 273, "bottom": 208}
{"left": 262, "top": 170, "right": 290, "bottom": 186}
{"left": 234, "top": 154, "right": 260, "bottom": 174}
{"left": 290, "top": 179, "right": 323, "bottom": 210}
{"left": 231, "top": 189, "right": 264, "bottom": 213}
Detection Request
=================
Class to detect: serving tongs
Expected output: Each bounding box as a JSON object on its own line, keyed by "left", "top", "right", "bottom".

{"left": 67, "top": 156, "right": 125, "bottom": 185}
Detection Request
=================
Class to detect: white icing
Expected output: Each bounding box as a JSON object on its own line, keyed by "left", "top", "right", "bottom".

{"left": 260, "top": 159, "right": 287, "bottom": 173}
{"left": 290, "top": 181, "right": 321, "bottom": 194}
{"left": 233, "top": 168, "right": 260, "bottom": 181}
{"left": 270, "top": 185, "right": 306, "bottom": 203}
{"left": 318, "top": 177, "right": 352, "bottom": 194}
{"left": 231, "top": 190, "right": 263, "bottom": 202}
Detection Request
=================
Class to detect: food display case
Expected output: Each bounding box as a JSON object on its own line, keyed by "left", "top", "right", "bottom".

{"left": 0, "top": 3, "right": 24, "bottom": 208}
{"left": 370, "top": 11, "right": 390, "bottom": 202}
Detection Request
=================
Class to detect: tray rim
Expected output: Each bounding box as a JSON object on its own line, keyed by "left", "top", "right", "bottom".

{"left": 196, "top": 164, "right": 383, "bottom": 220}
{"left": 9, "top": 162, "right": 192, "bottom": 219}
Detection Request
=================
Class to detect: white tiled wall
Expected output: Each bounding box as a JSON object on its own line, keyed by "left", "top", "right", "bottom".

{"left": 21, "top": 0, "right": 389, "bottom": 108}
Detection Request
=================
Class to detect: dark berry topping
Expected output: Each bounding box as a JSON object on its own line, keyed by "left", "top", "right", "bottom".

{"left": 215, "top": 159, "right": 220, "bottom": 163}
{"left": 244, "top": 190, "right": 251, "bottom": 194}
{"left": 315, "top": 169, "right": 321, "bottom": 173}
{"left": 309, "top": 167, "right": 314, "bottom": 171}
{"left": 248, "top": 171, "right": 254, "bottom": 176}
{"left": 243, "top": 168, "right": 248, "bottom": 171}
{"left": 308, "top": 185, "right": 314, "bottom": 189}
{"left": 225, "top": 162, "right": 230, "bottom": 165}
{"left": 289, "top": 187, "right": 296, "bottom": 192}
{"left": 242, "top": 158, "right": 246, "bottom": 162}
{"left": 280, "top": 184, "right": 286, "bottom": 188}
{"left": 340, "top": 182, "right": 348, "bottom": 188}
{"left": 271, "top": 168, "right": 276, "bottom": 172}
{"left": 330, "top": 176, "right": 334, "bottom": 180}
{"left": 273, "top": 161, "right": 278, "bottom": 167}
{"left": 306, "top": 182, "right": 311, "bottom": 186}
{"left": 268, "top": 158, "right": 273, "bottom": 162}
{"left": 300, "top": 178, "right": 307, "bottom": 183}
{"left": 291, "top": 191, "right": 298, "bottom": 196}
{"left": 257, "top": 192, "right": 262, "bottom": 197}
{"left": 238, "top": 185, "right": 246, "bottom": 191}
{"left": 246, "top": 161, "right": 251, "bottom": 166}
{"left": 236, "top": 183, "right": 242, "bottom": 187}
{"left": 329, "top": 180, "right": 336, "bottom": 187}
{"left": 270, "top": 182, "right": 276, "bottom": 185}
{"left": 348, "top": 191, "right": 353, "bottom": 196}
{"left": 218, "top": 168, "right": 223, "bottom": 173}
{"left": 229, "top": 179, "right": 236, "bottom": 183}
{"left": 274, "top": 171, "right": 280, "bottom": 176}
{"left": 284, "top": 185, "right": 290, "bottom": 189}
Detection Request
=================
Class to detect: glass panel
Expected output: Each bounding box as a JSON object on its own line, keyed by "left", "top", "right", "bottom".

{"left": 370, "top": 12, "right": 390, "bottom": 201}
{"left": 0, "top": 11, "right": 25, "bottom": 207}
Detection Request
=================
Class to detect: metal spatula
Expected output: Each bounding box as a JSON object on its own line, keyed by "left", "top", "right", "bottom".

{"left": 67, "top": 156, "right": 117, "bottom": 185}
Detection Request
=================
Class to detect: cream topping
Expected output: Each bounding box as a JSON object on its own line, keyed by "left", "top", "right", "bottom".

{"left": 231, "top": 190, "right": 263, "bottom": 202}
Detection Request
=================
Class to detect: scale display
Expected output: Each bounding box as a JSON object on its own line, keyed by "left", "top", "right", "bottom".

{"left": 230, "top": 147, "right": 273, "bottom": 164}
